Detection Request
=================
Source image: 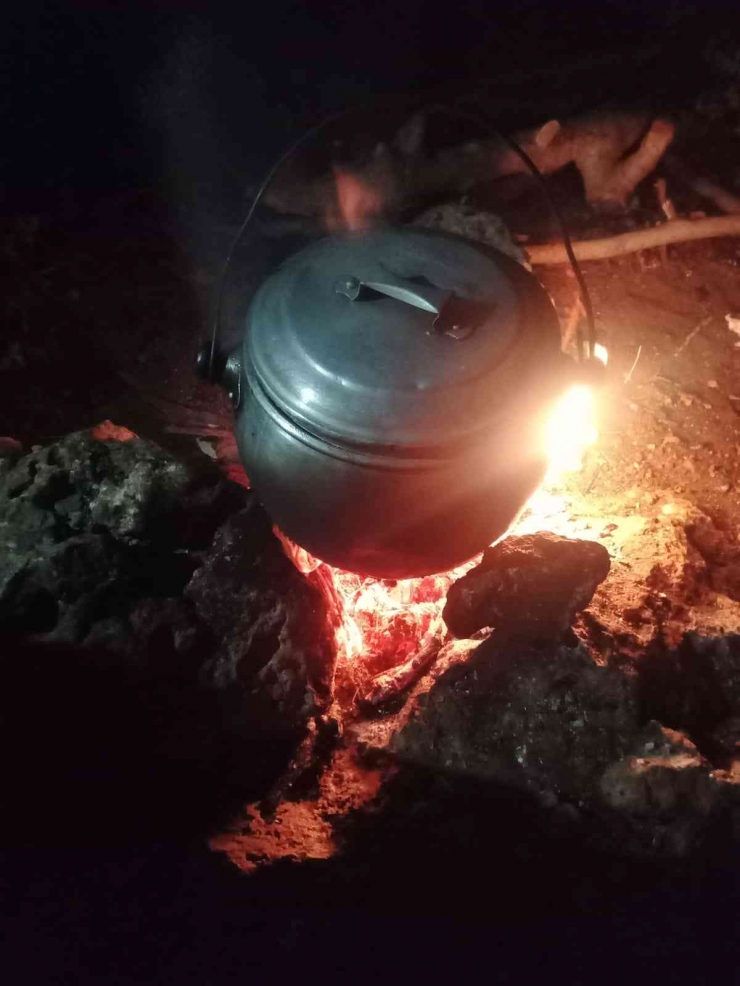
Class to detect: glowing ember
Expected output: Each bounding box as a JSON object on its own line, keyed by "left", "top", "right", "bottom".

{"left": 273, "top": 522, "right": 472, "bottom": 667}
{"left": 328, "top": 562, "right": 476, "bottom": 670}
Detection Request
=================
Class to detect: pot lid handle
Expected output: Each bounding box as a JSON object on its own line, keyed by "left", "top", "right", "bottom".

{"left": 334, "top": 273, "right": 448, "bottom": 312}
{"left": 334, "top": 274, "right": 488, "bottom": 340}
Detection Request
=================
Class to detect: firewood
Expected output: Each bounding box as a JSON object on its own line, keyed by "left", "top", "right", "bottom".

{"left": 526, "top": 215, "right": 740, "bottom": 265}
{"left": 264, "top": 110, "right": 676, "bottom": 221}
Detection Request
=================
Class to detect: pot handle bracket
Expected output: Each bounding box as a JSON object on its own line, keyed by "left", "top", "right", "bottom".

{"left": 334, "top": 275, "right": 489, "bottom": 340}
{"left": 196, "top": 346, "right": 243, "bottom": 409}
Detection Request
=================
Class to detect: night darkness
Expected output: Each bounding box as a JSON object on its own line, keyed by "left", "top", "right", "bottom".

{"left": 3, "top": 2, "right": 730, "bottom": 199}
{"left": 3, "top": 2, "right": 740, "bottom": 983}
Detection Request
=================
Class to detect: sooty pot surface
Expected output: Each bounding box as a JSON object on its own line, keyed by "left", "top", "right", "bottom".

{"left": 227, "top": 228, "right": 567, "bottom": 578}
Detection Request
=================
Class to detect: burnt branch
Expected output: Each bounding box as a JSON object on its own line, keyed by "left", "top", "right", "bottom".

{"left": 527, "top": 214, "right": 740, "bottom": 265}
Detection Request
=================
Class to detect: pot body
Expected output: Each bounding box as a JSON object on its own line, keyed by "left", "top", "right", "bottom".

{"left": 231, "top": 230, "right": 569, "bottom": 578}
{"left": 235, "top": 375, "right": 551, "bottom": 579}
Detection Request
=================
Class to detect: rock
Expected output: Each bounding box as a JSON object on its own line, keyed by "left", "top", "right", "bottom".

{"left": 713, "top": 759, "right": 740, "bottom": 820}
{"left": 443, "top": 532, "right": 611, "bottom": 640}
{"left": 685, "top": 515, "right": 740, "bottom": 601}
{"left": 411, "top": 201, "right": 530, "bottom": 267}
{"left": 0, "top": 428, "right": 339, "bottom": 824}
{"left": 0, "top": 429, "right": 245, "bottom": 640}
{"left": 599, "top": 723, "right": 721, "bottom": 855}
{"left": 689, "top": 633, "right": 740, "bottom": 709}
{"left": 393, "top": 637, "right": 726, "bottom": 856}
{"left": 638, "top": 633, "right": 740, "bottom": 744}
{"left": 0, "top": 429, "right": 189, "bottom": 545}
{"left": 0, "top": 428, "right": 337, "bottom": 721}
{"left": 186, "top": 501, "right": 338, "bottom": 725}
{"left": 392, "top": 638, "right": 639, "bottom": 803}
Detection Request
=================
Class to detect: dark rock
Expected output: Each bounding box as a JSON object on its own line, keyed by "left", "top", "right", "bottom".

{"left": 0, "top": 429, "right": 335, "bottom": 721}
{"left": 714, "top": 760, "right": 740, "bottom": 813}
{"left": 392, "top": 637, "right": 639, "bottom": 802}
{"left": 412, "top": 202, "right": 529, "bottom": 266}
{"left": 392, "top": 636, "right": 731, "bottom": 855}
{"left": 0, "top": 429, "right": 248, "bottom": 637}
{"left": 0, "top": 429, "right": 338, "bottom": 831}
{"left": 638, "top": 633, "right": 740, "bottom": 748}
{"left": 690, "top": 633, "right": 740, "bottom": 710}
{"left": 443, "top": 532, "right": 611, "bottom": 640}
{"left": 599, "top": 723, "right": 721, "bottom": 855}
{"left": 186, "top": 501, "right": 338, "bottom": 726}
{"left": 710, "top": 716, "right": 740, "bottom": 758}
{"left": 0, "top": 431, "right": 189, "bottom": 548}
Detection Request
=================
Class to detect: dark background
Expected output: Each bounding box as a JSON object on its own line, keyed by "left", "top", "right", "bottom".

{"left": 1, "top": 1, "right": 728, "bottom": 208}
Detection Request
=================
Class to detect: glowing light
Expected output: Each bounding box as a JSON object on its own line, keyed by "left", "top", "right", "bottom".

{"left": 593, "top": 343, "right": 609, "bottom": 366}
{"left": 543, "top": 384, "right": 598, "bottom": 477}
{"left": 299, "top": 386, "right": 318, "bottom": 405}
{"left": 332, "top": 168, "right": 383, "bottom": 230}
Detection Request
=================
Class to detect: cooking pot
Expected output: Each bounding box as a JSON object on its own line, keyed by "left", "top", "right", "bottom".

{"left": 203, "top": 226, "right": 576, "bottom": 578}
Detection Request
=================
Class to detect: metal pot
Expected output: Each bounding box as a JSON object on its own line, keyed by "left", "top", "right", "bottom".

{"left": 209, "top": 227, "right": 574, "bottom": 579}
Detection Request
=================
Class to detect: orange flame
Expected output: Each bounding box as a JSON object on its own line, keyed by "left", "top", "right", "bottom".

{"left": 542, "top": 384, "right": 599, "bottom": 477}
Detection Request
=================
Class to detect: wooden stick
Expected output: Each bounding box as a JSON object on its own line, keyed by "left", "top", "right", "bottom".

{"left": 357, "top": 631, "right": 445, "bottom": 711}
{"left": 526, "top": 215, "right": 740, "bottom": 265}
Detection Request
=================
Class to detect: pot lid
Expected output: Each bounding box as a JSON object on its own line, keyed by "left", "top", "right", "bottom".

{"left": 244, "top": 228, "right": 536, "bottom": 450}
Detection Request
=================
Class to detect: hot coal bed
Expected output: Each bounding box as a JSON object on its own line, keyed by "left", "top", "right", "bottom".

{"left": 3, "top": 24, "right": 740, "bottom": 980}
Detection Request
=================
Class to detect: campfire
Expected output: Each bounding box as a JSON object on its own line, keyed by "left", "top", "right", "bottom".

{"left": 273, "top": 373, "right": 604, "bottom": 711}
{"left": 3, "top": 48, "right": 740, "bottom": 899}
{"left": 8, "top": 9, "right": 740, "bottom": 978}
